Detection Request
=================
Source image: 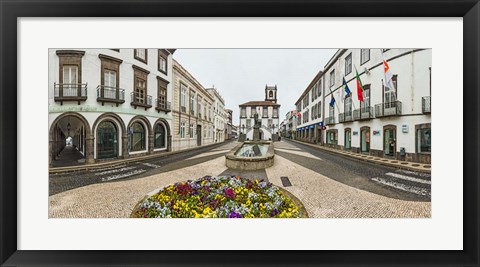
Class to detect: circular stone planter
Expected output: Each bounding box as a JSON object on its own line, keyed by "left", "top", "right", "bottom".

{"left": 130, "top": 176, "right": 308, "bottom": 218}
{"left": 225, "top": 141, "right": 275, "bottom": 171}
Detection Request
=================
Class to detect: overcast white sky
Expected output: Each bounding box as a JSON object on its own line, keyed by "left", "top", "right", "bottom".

{"left": 173, "top": 49, "right": 337, "bottom": 126}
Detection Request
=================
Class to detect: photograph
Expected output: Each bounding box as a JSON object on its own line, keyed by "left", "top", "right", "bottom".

{"left": 48, "top": 48, "right": 432, "bottom": 219}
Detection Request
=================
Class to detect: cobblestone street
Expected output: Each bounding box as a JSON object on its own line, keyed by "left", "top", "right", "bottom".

{"left": 49, "top": 140, "right": 431, "bottom": 218}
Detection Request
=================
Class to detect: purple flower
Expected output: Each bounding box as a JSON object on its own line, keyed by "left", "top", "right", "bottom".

{"left": 270, "top": 208, "right": 279, "bottom": 217}
{"left": 228, "top": 211, "right": 243, "bottom": 218}
{"left": 224, "top": 188, "right": 236, "bottom": 199}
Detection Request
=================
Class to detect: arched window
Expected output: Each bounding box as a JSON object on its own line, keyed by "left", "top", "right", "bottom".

{"left": 130, "top": 122, "right": 146, "bottom": 151}
{"left": 154, "top": 123, "right": 166, "bottom": 148}
{"left": 97, "top": 120, "right": 118, "bottom": 159}
{"left": 269, "top": 91, "right": 273, "bottom": 98}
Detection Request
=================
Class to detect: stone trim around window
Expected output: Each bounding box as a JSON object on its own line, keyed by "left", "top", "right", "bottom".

{"left": 57, "top": 50, "right": 85, "bottom": 85}
{"left": 134, "top": 49, "right": 148, "bottom": 64}
{"left": 158, "top": 49, "right": 169, "bottom": 75}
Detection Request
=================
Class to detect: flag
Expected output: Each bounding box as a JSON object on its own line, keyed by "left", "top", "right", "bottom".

{"left": 341, "top": 77, "right": 351, "bottom": 102}
{"left": 329, "top": 94, "right": 336, "bottom": 107}
{"left": 355, "top": 67, "right": 364, "bottom": 102}
{"left": 383, "top": 54, "right": 395, "bottom": 91}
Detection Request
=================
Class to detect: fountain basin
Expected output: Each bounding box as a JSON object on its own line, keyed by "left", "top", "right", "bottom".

{"left": 225, "top": 141, "right": 274, "bottom": 170}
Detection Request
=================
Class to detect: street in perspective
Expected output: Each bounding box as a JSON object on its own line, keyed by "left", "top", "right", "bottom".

{"left": 49, "top": 48, "right": 431, "bottom": 218}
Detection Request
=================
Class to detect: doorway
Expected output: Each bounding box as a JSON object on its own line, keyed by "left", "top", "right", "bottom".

{"left": 360, "top": 127, "right": 370, "bottom": 153}
{"left": 384, "top": 126, "right": 396, "bottom": 157}
{"left": 197, "top": 125, "right": 202, "bottom": 146}
{"left": 97, "top": 120, "right": 118, "bottom": 159}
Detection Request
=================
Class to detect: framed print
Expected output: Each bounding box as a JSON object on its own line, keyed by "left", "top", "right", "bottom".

{"left": 1, "top": 0, "right": 479, "bottom": 266}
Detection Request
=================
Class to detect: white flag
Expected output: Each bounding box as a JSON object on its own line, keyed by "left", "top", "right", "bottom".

{"left": 383, "top": 53, "right": 395, "bottom": 91}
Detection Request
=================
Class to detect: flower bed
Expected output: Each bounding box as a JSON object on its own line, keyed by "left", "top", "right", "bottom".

{"left": 133, "top": 176, "right": 301, "bottom": 218}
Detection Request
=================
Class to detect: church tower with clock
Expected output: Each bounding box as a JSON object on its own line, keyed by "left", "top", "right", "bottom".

{"left": 264, "top": 84, "right": 277, "bottom": 103}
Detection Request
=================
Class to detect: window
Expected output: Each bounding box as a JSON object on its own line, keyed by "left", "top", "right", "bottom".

{"left": 197, "top": 96, "right": 202, "bottom": 118}
{"left": 329, "top": 105, "right": 335, "bottom": 119}
{"left": 241, "top": 108, "right": 246, "bottom": 117}
{"left": 268, "top": 119, "right": 273, "bottom": 128}
{"left": 158, "top": 50, "right": 168, "bottom": 74}
{"left": 263, "top": 106, "right": 268, "bottom": 117}
{"left": 273, "top": 108, "right": 278, "bottom": 117}
{"left": 361, "top": 85, "right": 371, "bottom": 113}
{"left": 133, "top": 66, "right": 149, "bottom": 105}
{"left": 189, "top": 123, "right": 194, "bottom": 138}
{"left": 317, "top": 80, "right": 322, "bottom": 97}
{"left": 129, "top": 122, "right": 146, "bottom": 151}
{"left": 330, "top": 70, "right": 335, "bottom": 88}
{"left": 190, "top": 91, "right": 195, "bottom": 115}
{"left": 134, "top": 78, "right": 146, "bottom": 104}
{"left": 63, "top": 66, "right": 78, "bottom": 95}
{"left": 317, "top": 101, "right": 322, "bottom": 118}
{"left": 104, "top": 70, "right": 116, "bottom": 88}
{"left": 157, "top": 78, "right": 168, "bottom": 109}
{"left": 326, "top": 130, "right": 337, "bottom": 144}
{"left": 180, "top": 84, "right": 187, "bottom": 112}
{"left": 345, "top": 53, "right": 352, "bottom": 75}
{"left": 311, "top": 106, "right": 314, "bottom": 120}
{"left": 154, "top": 123, "right": 166, "bottom": 149}
{"left": 180, "top": 121, "right": 186, "bottom": 138}
{"left": 417, "top": 127, "right": 431, "bottom": 153}
{"left": 311, "top": 86, "right": 315, "bottom": 101}
{"left": 246, "top": 119, "right": 251, "bottom": 128}
{"left": 345, "top": 94, "right": 352, "bottom": 116}
{"left": 134, "top": 49, "right": 147, "bottom": 63}
{"left": 385, "top": 75, "right": 398, "bottom": 107}
{"left": 251, "top": 107, "right": 257, "bottom": 117}
{"left": 360, "top": 49, "right": 370, "bottom": 65}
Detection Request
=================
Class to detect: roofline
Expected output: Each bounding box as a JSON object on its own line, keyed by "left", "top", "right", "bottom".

{"left": 239, "top": 102, "right": 281, "bottom": 107}
{"left": 323, "top": 49, "right": 347, "bottom": 70}
{"left": 294, "top": 70, "right": 324, "bottom": 105}
{"left": 173, "top": 59, "right": 214, "bottom": 102}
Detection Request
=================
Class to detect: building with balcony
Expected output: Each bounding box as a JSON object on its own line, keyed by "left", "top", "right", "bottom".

{"left": 48, "top": 49, "right": 175, "bottom": 167}
{"left": 238, "top": 85, "right": 281, "bottom": 141}
{"left": 295, "top": 49, "right": 431, "bottom": 164}
{"left": 206, "top": 87, "right": 227, "bottom": 143}
{"left": 172, "top": 60, "right": 215, "bottom": 151}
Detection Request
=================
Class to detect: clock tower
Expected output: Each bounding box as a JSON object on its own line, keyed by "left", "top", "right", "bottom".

{"left": 264, "top": 84, "right": 277, "bottom": 103}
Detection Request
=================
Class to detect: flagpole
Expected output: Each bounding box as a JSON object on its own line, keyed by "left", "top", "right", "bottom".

{"left": 327, "top": 84, "right": 340, "bottom": 115}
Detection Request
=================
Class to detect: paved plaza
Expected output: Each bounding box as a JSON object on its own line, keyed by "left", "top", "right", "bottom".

{"left": 49, "top": 140, "right": 431, "bottom": 218}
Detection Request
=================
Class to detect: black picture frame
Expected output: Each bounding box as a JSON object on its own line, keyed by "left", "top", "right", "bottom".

{"left": 1, "top": 0, "right": 478, "bottom": 266}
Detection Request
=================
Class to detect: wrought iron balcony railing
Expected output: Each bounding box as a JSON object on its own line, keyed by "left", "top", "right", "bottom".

{"left": 130, "top": 92, "right": 152, "bottom": 110}
{"left": 422, "top": 96, "right": 431, "bottom": 114}
{"left": 375, "top": 101, "right": 402, "bottom": 117}
{"left": 353, "top": 106, "right": 374, "bottom": 120}
{"left": 54, "top": 83, "right": 88, "bottom": 105}
{"left": 96, "top": 85, "right": 125, "bottom": 106}
{"left": 325, "top": 116, "right": 335, "bottom": 125}
{"left": 339, "top": 112, "right": 353, "bottom": 123}
{"left": 155, "top": 99, "right": 171, "bottom": 113}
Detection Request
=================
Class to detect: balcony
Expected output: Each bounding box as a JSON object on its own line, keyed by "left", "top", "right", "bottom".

{"left": 325, "top": 116, "right": 335, "bottom": 125}
{"left": 422, "top": 96, "right": 431, "bottom": 114}
{"left": 130, "top": 92, "right": 152, "bottom": 110}
{"left": 353, "top": 106, "right": 374, "bottom": 120}
{"left": 155, "top": 99, "right": 171, "bottom": 113}
{"left": 54, "top": 83, "right": 87, "bottom": 105}
{"left": 375, "top": 101, "right": 402, "bottom": 117}
{"left": 96, "top": 85, "right": 125, "bottom": 106}
{"left": 338, "top": 112, "right": 353, "bottom": 123}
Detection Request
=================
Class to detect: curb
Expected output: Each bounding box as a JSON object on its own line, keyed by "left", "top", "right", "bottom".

{"left": 287, "top": 139, "right": 431, "bottom": 173}
{"left": 49, "top": 140, "right": 234, "bottom": 174}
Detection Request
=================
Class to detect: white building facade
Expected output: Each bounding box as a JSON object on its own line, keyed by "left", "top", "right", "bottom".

{"left": 171, "top": 60, "right": 215, "bottom": 151}
{"left": 206, "top": 88, "right": 227, "bottom": 143}
{"left": 296, "top": 49, "right": 431, "bottom": 164}
{"left": 48, "top": 49, "right": 174, "bottom": 166}
{"left": 239, "top": 85, "right": 281, "bottom": 141}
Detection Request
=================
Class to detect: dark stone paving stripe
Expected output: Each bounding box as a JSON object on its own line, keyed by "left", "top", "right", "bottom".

{"left": 281, "top": 176, "right": 292, "bottom": 187}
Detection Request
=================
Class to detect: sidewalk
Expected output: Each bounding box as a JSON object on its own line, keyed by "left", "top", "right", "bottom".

{"left": 49, "top": 140, "right": 233, "bottom": 174}
{"left": 288, "top": 139, "right": 431, "bottom": 173}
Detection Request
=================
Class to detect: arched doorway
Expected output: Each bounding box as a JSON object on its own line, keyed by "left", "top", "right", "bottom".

{"left": 129, "top": 122, "right": 147, "bottom": 152}
{"left": 154, "top": 123, "right": 166, "bottom": 149}
{"left": 360, "top": 126, "right": 370, "bottom": 153}
{"left": 383, "top": 125, "right": 397, "bottom": 157}
{"left": 97, "top": 120, "right": 118, "bottom": 159}
{"left": 49, "top": 112, "right": 92, "bottom": 167}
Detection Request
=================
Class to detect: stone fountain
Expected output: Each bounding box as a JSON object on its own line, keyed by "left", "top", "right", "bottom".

{"left": 225, "top": 113, "right": 275, "bottom": 170}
